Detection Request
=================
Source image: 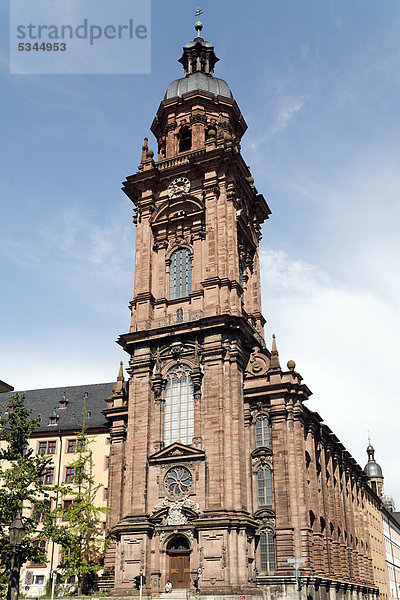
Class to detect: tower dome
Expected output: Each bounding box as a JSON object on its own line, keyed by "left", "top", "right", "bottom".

{"left": 364, "top": 458, "right": 383, "bottom": 478}
{"left": 165, "top": 72, "right": 232, "bottom": 100}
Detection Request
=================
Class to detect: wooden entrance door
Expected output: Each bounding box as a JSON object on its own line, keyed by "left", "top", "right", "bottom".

{"left": 169, "top": 553, "right": 190, "bottom": 588}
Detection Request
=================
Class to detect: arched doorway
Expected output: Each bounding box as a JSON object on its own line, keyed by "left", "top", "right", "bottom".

{"left": 167, "top": 536, "right": 191, "bottom": 589}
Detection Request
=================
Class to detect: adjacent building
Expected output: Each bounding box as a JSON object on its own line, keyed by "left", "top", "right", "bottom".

{"left": 0, "top": 382, "right": 112, "bottom": 596}
{"left": 382, "top": 510, "right": 400, "bottom": 599}
{"left": 0, "top": 380, "right": 13, "bottom": 393}
{"left": 363, "top": 444, "right": 400, "bottom": 600}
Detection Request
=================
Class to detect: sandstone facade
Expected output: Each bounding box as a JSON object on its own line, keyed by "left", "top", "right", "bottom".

{"left": 103, "top": 26, "right": 379, "bottom": 600}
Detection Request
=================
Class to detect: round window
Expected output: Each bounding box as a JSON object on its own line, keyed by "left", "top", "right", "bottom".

{"left": 164, "top": 466, "right": 192, "bottom": 498}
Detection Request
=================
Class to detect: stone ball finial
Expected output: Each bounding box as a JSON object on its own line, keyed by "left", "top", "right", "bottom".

{"left": 146, "top": 149, "right": 154, "bottom": 159}
{"left": 195, "top": 20, "right": 203, "bottom": 35}
{"left": 287, "top": 360, "right": 296, "bottom": 371}
{"left": 224, "top": 131, "right": 232, "bottom": 142}
{"left": 207, "top": 128, "right": 216, "bottom": 138}
{"left": 247, "top": 176, "right": 255, "bottom": 185}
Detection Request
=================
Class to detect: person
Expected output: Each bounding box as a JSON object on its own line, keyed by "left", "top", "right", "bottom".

{"left": 165, "top": 580, "right": 172, "bottom": 593}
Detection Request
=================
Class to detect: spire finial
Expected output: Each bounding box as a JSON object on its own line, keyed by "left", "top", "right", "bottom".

{"left": 107, "top": 360, "right": 126, "bottom": 404}
{"left": 195, "top": 8, "right": 203, "bottom": 37}
{"left": 269, "top": 334, "right": 281, "bottom": 371}
{"left": 117, "top": 361, "right": 124, "bottom": 381}
{"left": 140, "top": 137, "right": 148, "bottom": 163}
{"left": 367, "top": 434, "right": 375, "bottom": 462}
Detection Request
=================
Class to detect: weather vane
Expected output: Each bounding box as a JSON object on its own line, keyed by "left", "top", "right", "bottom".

{"left": 195, "top": 8, "right": 203, "bottom": 36}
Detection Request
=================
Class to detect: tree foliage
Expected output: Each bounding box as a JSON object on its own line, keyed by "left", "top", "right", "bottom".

{"left": 49, "top": 404, "right": 110, "bottom": 595}
{"left": 0, "top": 393, "right": 57, "bottom": 593}
{"left": 0, "top": 394, "right": 110, "bottom": 597}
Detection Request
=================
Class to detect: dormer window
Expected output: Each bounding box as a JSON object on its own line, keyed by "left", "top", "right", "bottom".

{"left": 48, "top": 416, "right": 58, "bottom": 426}
{"left": 59, "top": 394, "right": 68, "bottom": 409}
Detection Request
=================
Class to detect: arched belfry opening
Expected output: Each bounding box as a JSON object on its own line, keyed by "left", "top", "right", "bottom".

{"left": 178, "top": 126, "right": 192, "bottom": 153}
{"left": 166, "top": 536, "right": 191, "bottom": 588}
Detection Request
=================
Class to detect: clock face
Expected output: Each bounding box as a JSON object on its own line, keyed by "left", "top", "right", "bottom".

{"left": 168, "top": 177, "right": 190, "bottom": 199}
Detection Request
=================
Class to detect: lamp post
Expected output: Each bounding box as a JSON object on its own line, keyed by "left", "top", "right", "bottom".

{"left": 7, "top": 511, "right": 24, "bottom": 600}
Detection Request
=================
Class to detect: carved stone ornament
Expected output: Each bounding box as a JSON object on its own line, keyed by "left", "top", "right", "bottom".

{"left": 167, "top": 506, "right": 186, "bottom": 525}
{"left": 245, "top": 347, "right": 269, "bottom": 377}
{"left": 151, "top": 499, "right": 170, "bottom": 516}
{"left": 185, "top": 530, "right": 194, "bottom": 543}
{"left": 252, "top": 453, "right": 273, "bottom": 470}
{"left": 238, "top": 241, "right": 255, "bottom": 272}
{"left": 151, "top": 498, "right": 200, "bottom": 524}
{"left": 151, "top": 372, "right": 164, "bottom": 400}
{"left": 254, "top": 514, "right": 275, "bottom": 530}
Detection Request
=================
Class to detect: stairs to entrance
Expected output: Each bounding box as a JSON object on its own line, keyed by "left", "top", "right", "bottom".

{"left": 155, "top": 591, "right": 188, "bottom": 600}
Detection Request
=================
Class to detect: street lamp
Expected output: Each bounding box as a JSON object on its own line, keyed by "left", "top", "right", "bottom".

{"left": 7, "top": 511, "right": 24, "bottom": 600}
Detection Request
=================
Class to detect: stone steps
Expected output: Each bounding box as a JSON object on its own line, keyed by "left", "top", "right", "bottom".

{"left": 155, "top": 591, "right": 188, "bottom": 600}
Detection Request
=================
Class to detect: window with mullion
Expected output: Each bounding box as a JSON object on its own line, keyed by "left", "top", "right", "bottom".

{"left": 164, "top": 365, "right": 194, "bottom": 446}
{"left": 255, "top": 416, "right": 270, "bottom": 447}
{"left": 169, "top": 248, "right": 192, "bottom": 299}
{"left": 257, "top": 468, "right": 273, "bottom": 507}
{"left": 260, "top": 530, "right": 276, "bottom": 573}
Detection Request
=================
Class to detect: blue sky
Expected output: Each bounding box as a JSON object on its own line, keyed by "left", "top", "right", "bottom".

{"left": 1, "top": 1, "right": 399, "bottom": 501}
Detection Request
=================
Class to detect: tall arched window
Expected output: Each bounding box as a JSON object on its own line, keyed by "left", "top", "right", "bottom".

{"left": 170, "top": 248, "right": 192, "bottom": 300}
{"left": 164, "top": 365, "right": 194, "bottom": 446}
{"left": 257, "top": 467, "right": 273, "bottom": 507}
{"left": 260, "top": 530, "right": 276, "bottom": 573}
{"left": 255, "top": 416, "right": 270, "bottom": 447}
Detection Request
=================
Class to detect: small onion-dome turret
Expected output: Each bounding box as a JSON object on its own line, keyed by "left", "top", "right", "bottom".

{"left": 364, "top": 443, "right": 383, "bottom": 478}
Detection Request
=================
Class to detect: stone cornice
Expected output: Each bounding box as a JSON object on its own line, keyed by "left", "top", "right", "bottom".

{"left": 122, "top": 148, "right": 271, "bottom": 224}
{"left": 118, "top": 314, "right": 263, "bottom": 353}
{"left": 194, "top": 510, "right": 258, "bottom": 531}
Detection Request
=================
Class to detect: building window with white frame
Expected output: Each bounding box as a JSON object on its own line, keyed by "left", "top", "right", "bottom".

{"left": 169, "top": 248, "right": 192, "bottom": 299}
{"left": 164, "top": 364, "right": 194, "bottom": 446}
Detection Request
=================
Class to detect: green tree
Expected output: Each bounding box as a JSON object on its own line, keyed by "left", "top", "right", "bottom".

{"left": 49, "top": 404, "right": 110, "bottom": 596}
{"left": 0, "top": 393, "right": 57, "bottom": 597}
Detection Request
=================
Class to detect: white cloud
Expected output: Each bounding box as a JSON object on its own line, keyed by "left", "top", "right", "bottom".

{"left": 1, "top": 200, "right": 134, "bottom": 305}
{"left": 247, "top": 97, "right": 304, "bottom": 152}
{"left": 270, "top": 99, "right": 304, "bottom": 137}
{"left": 0, "top": 333, "right": 126, "bottom": 392}
{"left": 260, "top": 245, "right": 400, "bottom": 505}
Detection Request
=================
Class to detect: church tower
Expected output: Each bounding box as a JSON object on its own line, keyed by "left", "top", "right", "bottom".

{"left": 104, "top": 17, "right": 271, "bottom": 595}
{"left": 102, "top": 17, "right": 377, "bottom": 600}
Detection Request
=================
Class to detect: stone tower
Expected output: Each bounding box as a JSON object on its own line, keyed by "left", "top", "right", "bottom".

{"left": 103, "top": 19, "right": 270, "bottom": 596}
{"left": 103, "top": 20, "right": 378, "bottom": 600}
